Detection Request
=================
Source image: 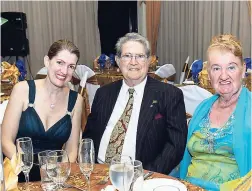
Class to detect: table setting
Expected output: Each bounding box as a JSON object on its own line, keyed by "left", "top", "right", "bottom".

{"left": 1, "top": 137, "right": 205, "bottom": 191}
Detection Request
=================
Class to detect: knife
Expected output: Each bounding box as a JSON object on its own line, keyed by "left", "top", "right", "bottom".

{"left": 143, "top": 171, "right": 154, "bottom": 180}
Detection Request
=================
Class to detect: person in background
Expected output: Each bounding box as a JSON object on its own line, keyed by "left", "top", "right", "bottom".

{"left": 179, "top": 34, "right": 251, "bottom": 191}
{"left": 83, "top": 32, "right": 187, "bottom": 174}
{"left": 1, "top": 39, "right": 83, "bottom": 181}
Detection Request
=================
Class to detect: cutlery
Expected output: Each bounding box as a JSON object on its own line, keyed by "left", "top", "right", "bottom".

{"left": 143, "top": 171, "right": 154, "bottom": 180}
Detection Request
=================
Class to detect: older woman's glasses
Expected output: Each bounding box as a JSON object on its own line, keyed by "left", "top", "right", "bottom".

{"left": 120, "top": 54, "right": 147, "bottom": 63}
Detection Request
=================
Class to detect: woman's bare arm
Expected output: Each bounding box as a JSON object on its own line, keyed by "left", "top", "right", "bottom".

{"left": 1, "top": 81, "right": 27, "bottom": 159}
{"left": 65, "top": 94, "right": 83, "bottom": 162}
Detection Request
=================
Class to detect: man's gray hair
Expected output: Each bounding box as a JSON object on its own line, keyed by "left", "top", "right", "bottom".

{"left": 115, "top": 33, "right": 151, "bottom": 57}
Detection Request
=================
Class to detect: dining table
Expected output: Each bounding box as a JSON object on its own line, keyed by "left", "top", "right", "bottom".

{"left": 18, "top": 163, "right": 205, "bottom": 191}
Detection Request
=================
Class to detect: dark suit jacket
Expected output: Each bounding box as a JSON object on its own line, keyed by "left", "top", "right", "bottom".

{"left": 83, "top": 76, "right": 187, "bottom": 174}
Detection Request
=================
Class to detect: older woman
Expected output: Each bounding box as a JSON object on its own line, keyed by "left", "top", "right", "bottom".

{"left": 179, "top": 34, "right": 251, "bottom": 191}
{"left": 1, "top": 39, "right": 83, "bottom": 181}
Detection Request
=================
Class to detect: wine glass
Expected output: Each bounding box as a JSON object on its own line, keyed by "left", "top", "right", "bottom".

{"left": 16, "top": 137, "right": 33, "bottom": 186}
{"left": 46, "top": 150, "right": 71, "bottom": 189}
{"left": 130, "top": 160, "right": 144, "bottom": 191}
{"left": 109, "top": 155, "right": 134, "bottom": 191}
{"left": 78, "top": 138, "right": 95, "bottom": 191}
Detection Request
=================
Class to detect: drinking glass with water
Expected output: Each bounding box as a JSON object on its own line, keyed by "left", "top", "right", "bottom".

{"left": 38, "top": 150, "right": 56, "bottom": 191}
{"left": 46, "top": 150, "right": 71, "bottom": 189}
{"left": 16, "top": 137, "right": 33, "bottom": 187}
{"left": 109, "top": 155, "right": 134, "bottom": 191}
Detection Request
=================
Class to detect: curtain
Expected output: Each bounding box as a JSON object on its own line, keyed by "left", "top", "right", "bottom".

{"left": 248, "top": 0, "right": 252, "bottom": 22}
{"left": 1, "top": 1, "right": 101, "bottom": 79}
{"left": 146, "top": 1, "right": 161, "bottom": 55}
{"left": 157, "top": 1, "right": 251, "bottom": 82}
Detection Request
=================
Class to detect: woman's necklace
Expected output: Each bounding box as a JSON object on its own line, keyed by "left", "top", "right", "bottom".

{"left": 49, "top": 92, "right": 62, "bottom": 109}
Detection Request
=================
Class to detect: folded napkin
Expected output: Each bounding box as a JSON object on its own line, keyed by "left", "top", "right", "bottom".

{"left": 191, "top": 59, "right": 203, "bottom": 83}
{"left": 244, "top": 57, "right": 251, "bottom": 70}
{"left": 109, "top": 54, "right": 116, "bottom": 66}
{"left": 1, "top": 61, "right": 20, "bottom": 84}
{"left": 155, "top": 64, "right": 176, "bottom": 79}
{"left": 15, "top": 59, "right": 27, "bottom": 81}
{"left": 98, "top": 54, "right": 108, "bottom": 69}
{"left": 3, "top": 154, "right": 22, "bottom": 191}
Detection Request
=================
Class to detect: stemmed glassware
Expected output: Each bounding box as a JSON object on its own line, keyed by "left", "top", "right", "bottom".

{"left": 78, "top": 138, "right": 95, "bottom": 191}
{"left": 130, "top": 160, "right": 144, "bottom": 191}
{"left": 109, "top": 155, "right": 134, "bottom": 191}
{"left": 46, "top": 150, "right": 71, "bottom": 190}
{"left": 16, "top": 137, "right": 33, "bottom": 187}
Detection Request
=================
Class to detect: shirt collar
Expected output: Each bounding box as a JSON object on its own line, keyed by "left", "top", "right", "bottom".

{"left": 122, "top": 77, "right": 147, "bottom": 96}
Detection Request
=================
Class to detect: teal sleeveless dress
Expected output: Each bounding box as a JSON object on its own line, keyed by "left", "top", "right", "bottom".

{"left": 16, "top": 80, "right": 77, "bottom": 182}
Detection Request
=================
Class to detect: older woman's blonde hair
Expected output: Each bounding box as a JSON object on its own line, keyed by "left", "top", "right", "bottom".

{"left": 207, "top": 34, "right": 243, "bottom": 63}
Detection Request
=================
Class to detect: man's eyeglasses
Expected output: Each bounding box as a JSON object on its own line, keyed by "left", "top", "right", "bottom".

{"left": 120, "top": 54, "right": 147, "bottom": 63}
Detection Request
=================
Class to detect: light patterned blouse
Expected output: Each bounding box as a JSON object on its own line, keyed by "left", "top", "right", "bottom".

{"left": 185, "top": 110, "right": 240, "bottom": 190}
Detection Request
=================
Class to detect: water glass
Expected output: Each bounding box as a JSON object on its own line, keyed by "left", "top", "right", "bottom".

{"left": 153, "top": 185, "right": 180, "bottom": 191}
{"left": 46, "top": 150, "right": 71, "bottom": 189}
{"left": 16, "top": 137, "right": 33, "bottom": 186}
{"left": 109, "top": 155, "right": 134, "bottom": 191}
{"left": 130, "top": 160, "right": 143, "bottom": 191}
{"left": 38, "top": 150, "right": 56, "bottom": 191}
{"left": 78, "top": 138, "right": 95, "bottom": 191}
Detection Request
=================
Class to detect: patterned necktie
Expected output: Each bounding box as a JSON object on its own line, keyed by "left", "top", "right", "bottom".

{"left": 105, "top": 88, "right": 135, "bottom": 164}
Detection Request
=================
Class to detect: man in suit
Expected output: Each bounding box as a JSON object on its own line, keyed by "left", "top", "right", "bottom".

{"left": 83, "top": 33, "right": 187, "bottom": 174}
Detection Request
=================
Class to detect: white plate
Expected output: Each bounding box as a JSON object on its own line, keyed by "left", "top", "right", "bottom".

{"left": 143, "top": 178, "right": 187, "bottom": 191}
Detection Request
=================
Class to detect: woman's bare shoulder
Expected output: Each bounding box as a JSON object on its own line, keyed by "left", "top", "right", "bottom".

{"left": 12, "top": 80, "right": 29, "bottom": 94}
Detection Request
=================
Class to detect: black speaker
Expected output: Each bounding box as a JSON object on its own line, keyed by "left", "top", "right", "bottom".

{"left": 1, "top": 12, "right": 29, "bottom": 56}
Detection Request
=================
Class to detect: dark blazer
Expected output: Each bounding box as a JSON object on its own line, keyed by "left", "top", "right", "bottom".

{"left": 83, "top": 76, "right": 187, "bottom": 174}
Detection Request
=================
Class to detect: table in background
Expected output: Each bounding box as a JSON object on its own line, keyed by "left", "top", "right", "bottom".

{"left": 92, "top": 68, "right": 175, "bottom": 86}
{"left": 18, "top": 163, "right": 205, "bottom": 191}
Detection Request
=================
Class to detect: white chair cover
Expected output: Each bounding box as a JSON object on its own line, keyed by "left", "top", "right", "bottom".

{"left": 74, "top": 65, "right": 100, "bottom": 107}
{"left": 37, "top": 67, "right": 47, "bottom": 75}
{"left": 73, "top": 65, "right": 96, "bottom": 80}
{"left": 155, "top": 64, "right": 176, "bottom": 78}
{"left": 0, "top": 100, "right": 8, "bottom": 124}
{"left": 179, "top": 85, "right": 212, "bottom": 115}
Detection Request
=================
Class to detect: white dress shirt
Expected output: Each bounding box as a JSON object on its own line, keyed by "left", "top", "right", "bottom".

{"left": 98, "top": 77, "right": 147, "bottom": 163}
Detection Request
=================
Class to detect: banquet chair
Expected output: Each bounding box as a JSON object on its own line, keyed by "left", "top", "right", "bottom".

{"left": 74, "top": 65, "right": 100, "bottom": 108}
{"left": 178, "top": 85, "right": 212, "bottom": 116}
{"left": 155, "top": 64, "right": 176, "bottom": 84}
{"left": 35, "top": 67, "right": 47, "bottom": 79}
{"left": 0, "top": 100, "right": 8, "bottom": 125}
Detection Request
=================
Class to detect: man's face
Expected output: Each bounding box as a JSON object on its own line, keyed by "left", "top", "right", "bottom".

{"left": 117, "top": 41, "right": 150, "bottom": 86}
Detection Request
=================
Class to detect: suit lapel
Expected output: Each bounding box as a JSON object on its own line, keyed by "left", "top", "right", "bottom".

{"left": 136, "top": 77, "right": 160, "bottom": 159}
